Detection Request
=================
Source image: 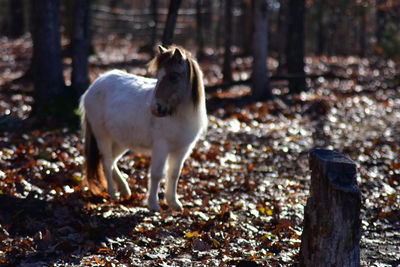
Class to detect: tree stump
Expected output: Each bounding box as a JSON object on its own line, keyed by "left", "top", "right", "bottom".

{"left": 299, "top": 149, "right": 361, "bottom": 267}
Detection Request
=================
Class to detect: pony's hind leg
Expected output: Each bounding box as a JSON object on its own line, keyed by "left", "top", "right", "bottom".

{"left": 95, "top": 135, "right": 118, "bottom": 199}
{"left": 165, "top": 148, "right": 188, "bottom": 211}
{"left": 113, "top": 165, "right": 131, "bottom": 197}
{"left": 112, "top": 143, "right": 131, "bottom": 197}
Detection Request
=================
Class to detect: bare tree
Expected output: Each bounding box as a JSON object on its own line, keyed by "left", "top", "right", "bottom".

{"left": 376, "top": 0, "right": 387, "bottom": 44}
{"left": 162, "top": 0, "right": 182, "bottom": 46}
{"left": 71, "top": 0, "right": 90, "bottom": 99}
{"left": 358, "top": 3, "right": 367, "bottom": 57}
{"left": 277, "top": 0, "right": 288, "bottom": 73}
{"left": 242, "top": 0, "right": 254, "bottom": 56}
{"left": 150, "top": 0, "right": 159, "bottom": 53}
{"left": 252, "top": 0, "right": 271, "bottom": 100}
{"left": 9, "top": 0, "right": 25, "bottom": 38}
{"left": 315, "top": 0, "right": 326, "bottom": 55}
{"left": 31, "top": 0, "right": 65, "bottom": 117}
{"left": 215, "top": 0, "right": 224, "bottom": 49}
{"left": 223, "top": 0, "right": 233, "bottom": 82}
{"left": 286, "top": 0, "right": 306, "bottom": 93}
{"left": 196, "top": 0, "right": 205, "bottom": 59}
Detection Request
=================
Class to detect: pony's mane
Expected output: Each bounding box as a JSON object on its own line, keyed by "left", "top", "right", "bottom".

{"left": 149, "top": 45, "right": 204, "bottom": 109}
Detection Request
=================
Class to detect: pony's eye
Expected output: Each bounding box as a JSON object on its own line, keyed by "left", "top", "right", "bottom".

{"left": 169, "top": 72, "right": 180, "bottom": 83}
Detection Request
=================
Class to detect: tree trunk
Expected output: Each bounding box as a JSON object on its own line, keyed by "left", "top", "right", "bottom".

{"left": 196, "top": 0, "right": 205, "bottom": 60}
{"left": 222, "top": 0, "right": 233, "bottom": 83}
{"left": 300, "top": 149, "right": 361, "bottom": 267}
{"left": 241, "top": 0, "right": 253, "bottom": 56}
{"left": 109, "top": 0, "right": 118, "bottom": 9}
{"left": 215, "top": 0, "right": 224, "bottom": 49}
{"left": 251, "top": 0, "right": 271, "bottom": 100}
{"left": 376, "top": 1, "right": 386, "bottom": 44}
{"left": 150, "top": 0, "right": 159, "bottom": 55}
{"left": 61, "top": 0, "right": 75, "bottom": 57}
{"left": 316, "top": 0, "right": 326, "bottom": 55}
{"left": 9, "top": 0, "right": 25, "bottom": 38}
{"left": 71, "top": 0, "right": 90, "bottom": 99}
{"left": 162, "top": 0, "right": 182, "bottom": 46}
{"left": 277, "top": 0, "right": 288, "bottom": 73}
{"left": 31, "top": 0, "right": 65, "bottom": 118}
{"left": 359, "top": 4, "right": 367, "bottom": 57}
{"left": 286, "top": 0, "right": 306, "bottom": 93}
{"left": 71, "top": 0, "right": 90, "bottom": 100}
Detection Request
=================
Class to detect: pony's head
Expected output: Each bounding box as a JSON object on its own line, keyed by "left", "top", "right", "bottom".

{"left": 148, "top": 45, "right": 204, "bottom": 117}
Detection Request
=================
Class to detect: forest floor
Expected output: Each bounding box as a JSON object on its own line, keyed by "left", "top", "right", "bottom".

{"left": 0, "top": 36, "right": 399, "bottom": 266}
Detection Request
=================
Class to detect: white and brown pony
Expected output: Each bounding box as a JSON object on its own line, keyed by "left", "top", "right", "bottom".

{"left": 80, "top": 45, "right": 207, "bottom": 211}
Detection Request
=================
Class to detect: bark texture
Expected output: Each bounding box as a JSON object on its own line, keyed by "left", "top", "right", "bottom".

{"left": 300, "top": 149, "right": 361, "bottom": 267}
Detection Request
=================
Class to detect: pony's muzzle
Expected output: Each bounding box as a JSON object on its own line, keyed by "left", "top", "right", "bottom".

{"left": 151, "top": 102, "right": 169, "bottom": 117}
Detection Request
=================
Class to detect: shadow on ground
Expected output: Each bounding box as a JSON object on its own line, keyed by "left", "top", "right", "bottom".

{"left": 0, "top": 194, "right": 145, "bottom": 265}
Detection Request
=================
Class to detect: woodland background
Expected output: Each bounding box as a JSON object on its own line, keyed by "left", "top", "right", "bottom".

{"left": 0, "top": 0, "right": 399, "bottom": 266}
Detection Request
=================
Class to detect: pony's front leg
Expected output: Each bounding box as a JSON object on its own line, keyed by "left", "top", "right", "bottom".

{"left": 147, "top": 143, "right": 168, "bottom": 211}
{"left": 165, "top": 148, "right": 188, "bottom": 211}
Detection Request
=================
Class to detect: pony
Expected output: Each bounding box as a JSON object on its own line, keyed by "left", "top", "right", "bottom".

{"left": 80, "top": 45, "right": 207, "bottom": 211}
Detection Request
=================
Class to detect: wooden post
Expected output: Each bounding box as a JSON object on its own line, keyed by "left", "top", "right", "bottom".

{"left": 300, "top": 149, "right": 361, "bottom": 267}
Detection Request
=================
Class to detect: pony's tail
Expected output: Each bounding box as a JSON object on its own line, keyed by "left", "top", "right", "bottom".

{"left": 81, "top": 103, "right": 107, "bottom": 195}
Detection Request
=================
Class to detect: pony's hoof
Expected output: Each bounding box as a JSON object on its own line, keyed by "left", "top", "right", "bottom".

{"left": 168, "top": 200, "right": 183, "bottom": 211}
{"left": 120, "top": 187, "right": 132, "bottom": 198}
{"left": 108, "top": 190, "right": 119, "bottom": 200}
{"left": 109, "top": 193, "right": 119, "bottom": 200}
{"left": 147, "top": 201, "right": 161, "bottom": 212}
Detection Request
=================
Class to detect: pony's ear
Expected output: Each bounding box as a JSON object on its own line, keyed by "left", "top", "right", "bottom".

{"left": 172, "top": 48, "right": 185, "bottom": 62}
{"left": 158, "top": 45, "right": 168, "bottom": 54}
